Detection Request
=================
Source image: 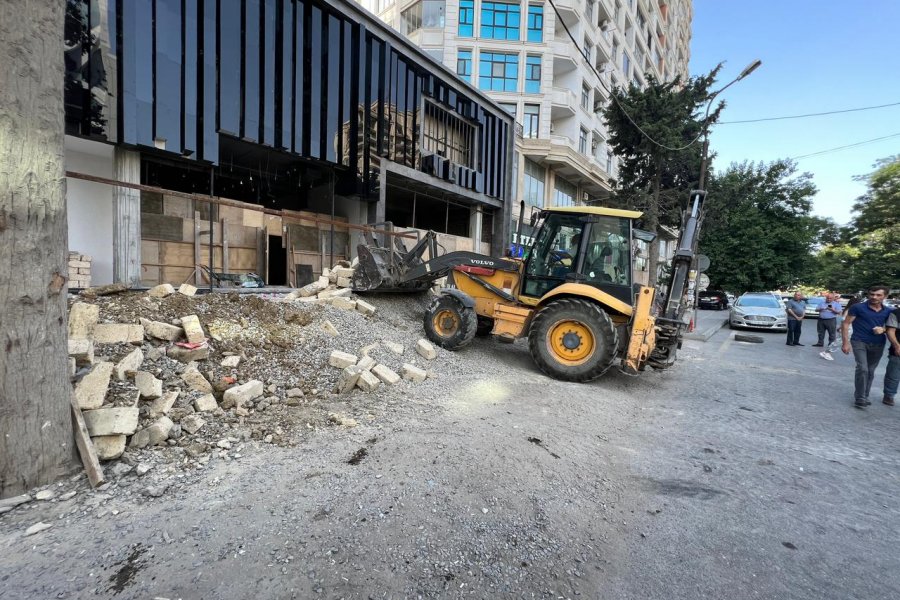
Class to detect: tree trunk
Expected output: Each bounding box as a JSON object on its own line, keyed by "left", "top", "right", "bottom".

{"left": 647, "top": 165, "right": 662, "bottom": 288}
{"left": 0, "top": 2, "right": 74, "bottom": 498}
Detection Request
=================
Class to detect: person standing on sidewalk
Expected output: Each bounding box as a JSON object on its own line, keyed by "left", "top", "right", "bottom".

{"left": 814, "top": 293, "right": 843, "bottom": 357}
{"left": 785, "top": 291, "right": 806, "bottom": 346}
{"left": 842, "top": 285, "right": 891, "bottom": 408}
{"left": 882, "top": 306, "right": 900, "bottom": 406}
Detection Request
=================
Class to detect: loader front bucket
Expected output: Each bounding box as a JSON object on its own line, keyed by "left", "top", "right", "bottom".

{"left": 351, "top": 244, "right": 387, "bottom": 292}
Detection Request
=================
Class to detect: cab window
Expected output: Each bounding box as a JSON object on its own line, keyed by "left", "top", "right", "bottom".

{"left": 583, "top": 217, "right": 631, "bottom": 286}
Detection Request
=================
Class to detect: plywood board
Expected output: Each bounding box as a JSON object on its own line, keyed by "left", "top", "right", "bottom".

{"left": 289, "top": 224, "right": 319, "bottom": 252}
{"left": 141, "top": 240, "right": 159, "bottom": 265}
{"left": 230, "top": 248, "right": 258, "bottom": 270}
{"left": 142, "top": 213, "right": 184, "bottom": 242}
{"left": 141, "top": 265, "right": 160, "bottom": 286}
{"left": 265, "top": 215, "right": 283, "bottom": 236}
{"left": 225, "top": 223, "right": 259, "bottom": 248}
{"left": 198, "top": 245, "right": 223, "bottom": 269}
{"left": 242, "top": 209, "right": 265, "bottom": 228}
{"left": 163, "top": 194, "right": 193, "bottom": 219}
{"left": 219, "top": 205, "right": 244, "bottom": 224}
{"left": 162, "top": 266, "right": 195, "bottom": 284}
{"left": 160, "top": 241, "right": 196, "bottom": 267}
{"left": 140, "top": 191, "right": 163, "bottom": 214}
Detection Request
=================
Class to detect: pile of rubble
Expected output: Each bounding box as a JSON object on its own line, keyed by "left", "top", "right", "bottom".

{"left": 65, "top": 269, "right": 443, "bottom": 474}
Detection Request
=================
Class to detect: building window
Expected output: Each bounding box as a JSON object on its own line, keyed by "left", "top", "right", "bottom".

{"left": 579, "top": 128, "right": 589, "bottom": 154}
{"left": 527, "top": 4, "right": 543, "bottom": 42}
{"left": 457, "top": 50, "right": 472, "bottom": 82}
{"left": 581, "top": 84, "right": 590, "bottom": 110}
{"left": 523, "top": 159, "right": 545, "bottom": 208}
{"left": 583, "top": 37, "right": 591, "bottom": 61}
{"left": 622, "top": 52, "right": 630, "bottom": 77}
{"left": 422, "top": 100, "right": 476, "bottom": 168}
{"left": 401, "top": 2, "right": 422, "bottom": 35}
{"left": 376, "top": 0, "right": 395, "bottom": 12}
{"left": 498, "top": 102, "right": 517, "bottom": 118}
{"left": 458, "top": 0, "right": 474, "bottom": 37}
{"left": 606, "top": 150, "right": 614, "bottom": 173}
{"left": 525, "top": 55, "right": 541, "bottom": 94}
{"left": 423, "top": 0, "right": 446, "bottom": 28}
{"left": 553, "top": 176, "right": 576, "bottom": 206}
{"left": 523, "top": 104, "right": 540, "bottom": 138}
{"left": 481, "top": 2, "right": 521, "bottom": 41}
{"left": 479, "top": 52, "right": 519, "bottom": 92}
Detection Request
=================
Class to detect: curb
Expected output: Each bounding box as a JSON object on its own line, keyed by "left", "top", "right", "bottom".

{"left": 683, "top": 318, "right": 728, "bottom": 342}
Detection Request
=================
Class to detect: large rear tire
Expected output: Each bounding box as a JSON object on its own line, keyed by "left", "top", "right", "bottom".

{"left": 528, "top": 298, "right": 618, "bottom": 382}
{"left": 423, "top": 295, "right": 478, "bottom": 350}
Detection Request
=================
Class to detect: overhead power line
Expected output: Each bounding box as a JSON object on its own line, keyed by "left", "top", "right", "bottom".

{"left": 789, "top": 132, "right": 900, "bottom": 160}
{"left": 720, "top": 101, "right": 900, "bottom": 124}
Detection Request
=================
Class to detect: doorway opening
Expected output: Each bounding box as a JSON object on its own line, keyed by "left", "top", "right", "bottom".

{"left": 268, "top": 235, "right": 287, "bottom": 285}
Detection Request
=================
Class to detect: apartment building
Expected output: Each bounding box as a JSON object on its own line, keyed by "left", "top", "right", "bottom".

{"left": 364, "top": 0, "right": 692, "bottom": 247}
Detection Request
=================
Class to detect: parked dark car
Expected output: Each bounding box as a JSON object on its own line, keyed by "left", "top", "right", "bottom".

{"left": 698, "top": 290, "right": 729, "bottom": 310}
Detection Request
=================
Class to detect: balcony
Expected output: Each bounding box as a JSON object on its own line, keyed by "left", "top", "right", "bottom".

{"left": 550, "top": 87, "right": 578, "bottom": 119}
{"left": 551, "top": 38, "right": 578, "bottom": 75}
{"left": 551, "top": 0, "right": 583, "bottom": 29}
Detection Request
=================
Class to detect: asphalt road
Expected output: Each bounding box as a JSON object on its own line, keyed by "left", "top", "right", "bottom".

{"left": 1, "top": 319, "right": 898, "bottom": 599}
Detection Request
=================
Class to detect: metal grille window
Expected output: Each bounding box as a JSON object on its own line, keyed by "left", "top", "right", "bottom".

{"left": 479, "top": 52, "right": 519, "bottom": 92}
{"left": 458, "top": 0, "right": 474, "bottom": 36}
{"left": 553, "top": 176, "right": 576, "bottom": 206}
{"left": 523, "top": 159, "right": 545, "bottom": 208}
{"left": 481, "top": 2, "right": 521, "bottom": 40}
{"left": 457, "top": 50, "right": 472, "bottom": 82}
{"left": 422, "top": 100, "right": 477, "bottom": 168}
{"left": 522, "top": 103, "right": 539, "bottom": 138}
{"left": 527, "top": 4, "right": 543, "bottom": 42}
{"left": 525, "top": 55, "right": 541, "bottom": 93}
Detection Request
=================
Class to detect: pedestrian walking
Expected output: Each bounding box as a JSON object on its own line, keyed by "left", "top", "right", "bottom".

{"left": 841, "top": 285, "right": 892, "bottom": 408}
{"left": 882, "top": 306, "right": 900, "bottom": 406}
{"left": 814, "top": 292, "right": 843, "bottom": 358}
{"left": 785, "top": 291, "right": 806, "bottom": 346}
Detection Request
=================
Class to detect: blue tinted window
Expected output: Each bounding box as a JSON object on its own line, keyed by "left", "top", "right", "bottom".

{"left": 458, "top": 0, "right": 474, "bottom": 37}
{"left": 527, "top": 5, "right": 543, "bottom": 42}
{"left": 525, "top": 55, "right": 541, "bottom": 93}
{"left": 481, "top": 2, "right": 520, "bottom": 40}
{"left": 457, "top": 50, "right": 472, "bottom": 82}
{"left": 479, "top": 52, "right": 518, "bottom": 92}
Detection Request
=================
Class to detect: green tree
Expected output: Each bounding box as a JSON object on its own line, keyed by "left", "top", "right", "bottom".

{"left": 602, "top": 66, "right": 723, "bottom": 286}
{"left": 699, "top": 160, "right": 819, "bottom": 293}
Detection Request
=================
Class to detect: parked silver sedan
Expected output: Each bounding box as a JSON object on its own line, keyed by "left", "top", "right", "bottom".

{"left": 730, "top": 293, "right": 788, "bottom": 332}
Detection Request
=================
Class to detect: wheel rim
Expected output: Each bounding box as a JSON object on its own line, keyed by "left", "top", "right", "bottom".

{"left": 546, "top": 319, "right": 596, "bottom": 366}
{"left": 432, "top": 309, "right": 460, "bottom": 337}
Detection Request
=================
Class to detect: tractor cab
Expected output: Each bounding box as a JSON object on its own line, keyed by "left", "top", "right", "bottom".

{"left": 522, "top": 207, "right": 642, "bottom": 306}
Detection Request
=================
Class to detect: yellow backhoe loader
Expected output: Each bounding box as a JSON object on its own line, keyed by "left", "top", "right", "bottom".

{"left": 352, "top": 190, "right": 706, "bottom": 382}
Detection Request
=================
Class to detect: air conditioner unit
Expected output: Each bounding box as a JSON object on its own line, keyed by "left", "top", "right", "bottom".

{"left": 600, "top": 19, "right": 611, "bottom": 31}
{"left": 424, "top": 154, "right": 447, "bottom": 178}
{"left": 593, "top": 100, "right": 605, "bottom": 113}
{"left": 445, "top": 162, "right": 458, "bottom": 184}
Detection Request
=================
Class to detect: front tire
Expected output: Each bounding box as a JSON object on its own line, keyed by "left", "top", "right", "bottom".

{"left": 423, "top": 295, "right": 478, "bottom": 350}
{"left": 528, "top": 298, "right": 618, "bottom": 382}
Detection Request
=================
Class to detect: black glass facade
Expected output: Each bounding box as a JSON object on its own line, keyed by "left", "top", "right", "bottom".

{"left": 64, "top": 0, "right": 512, "bottom": 201}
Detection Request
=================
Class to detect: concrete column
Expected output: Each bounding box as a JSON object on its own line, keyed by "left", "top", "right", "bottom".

{"left": 469, "top": 205, "right": 483, "bottom": 253}
{"left": 113, "top": 148, "right": 141, "bottom": 285}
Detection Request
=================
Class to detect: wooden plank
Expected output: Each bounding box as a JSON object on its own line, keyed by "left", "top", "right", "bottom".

{"left": 160, "top": 241, "right": 196, "bottom": 267}
{"left": 141, "top": 213, "right": 184, "bottom": 241}
{"left": 140, "top": 240, "right": 159, "bottom": 265}
{"left": 257, "top": 228, "right": 266, "bottom": 276}
{"left": 141, "top": 265, "right": 160, "bottom": 286}
{"left": 219, "top": 204, "right": 243, "bottom": 224}
{"left": 163, "top": 194, "right": 193, "bottom": 219}
{"left": 243, "top": 209, "right": 265, "bottom": 228}
{"left": 70, "top": 394, "right": 106, "bottom": 488}
{"left": 230, "top": 247, "right": 257, "bottom": 270}
{"left": 221, "top": 218, "right": 230, "bottom": 273}
{"left": 194, "top": 211, "right": 202, "bottom": 284}
{"left": 162, "top": 266, "right": 196, "bottom": 284}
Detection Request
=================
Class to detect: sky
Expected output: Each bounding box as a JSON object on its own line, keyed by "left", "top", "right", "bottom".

{"left": 689, "top": 0, "right": 900, "bottom": 226}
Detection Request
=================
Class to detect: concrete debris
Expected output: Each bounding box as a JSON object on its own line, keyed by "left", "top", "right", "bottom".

{"left": 0, "top": 494, "right": 31, "bottom": 510}
{"left": 83, "top": 407, "right": 140, "bottom": 436}
{"left": 317, "top": 275, "right": 330, "bottom": 287}
{"left": 75, "top": 362, "right": 114, "bottom": 410}
{"left": 287, "top": 280, "right": 327, "bottom": 299}
{"left": 135, "top": 371, "right": 163, "bottom": 399}
{"left": 35, "top": 489, "right": 56, "bottom": 501}
{"left": 193, "top": 394, "right": 219, "bottom": 412}
{"left": 329, "top": 350, "right": 358, "bottom": 368}
{"left": 330, "top": 297, "right": 357, "bottom": 310}
{"left": 68, "top": 302, "right": 99, "bottom": 339}
{"left": 147, "top": 283, "right": 176, "bottom": 298}
{"left": 383, "top": 340, "right": 404, "bottom": 355}
{"left": 321, "top": 320, "right": 340, "bottom": 337}
{"left": 24, "top": 522, "right": 53, "bottom": 537}
{"left": 286, "top": 388, "right": 304, "bottom": 398}
{"left": 181, "top": 367, "right": 213, "bottom": 393}
{"left": 328, "top": 413, "right": 357, "bottom": 427}
{"left": 221, "top": 355, "right": 241, "bottom": 368}
{"left": 69, "top": 357, "right": 77, "bottom": 377}
{"left": 401, "top": 364, "right": 427, "bottom": 383}
{"left": 135, "top": 463, "right": 153, "bottom": 476}
{"left": 416, "top": 339, "right": 438, "bottom": 360}
{"left": 167, "top": 342, "right": 210, "bottom": 362}
{"left": 180, "top": 314, "right": 205, "bottom": 344}
{"left": 332, "top": 266, "right": 354, "bottom": 280}
{"left": 149, "top": 391, "right": 179, "bottom": 417}
{"left": 115, "top": 348, "right": 144, "bottom": 381}
{"left": 318, "top": 287, "right": 352, "bottom": 300}
{"left": 93, "top": 434, "right": 127, "bottom": 460}
{"left": 140, "top": 318, "right": 184, "bottom": 341}
{"left": 93, "top": 323, "right": 144, "bottom": 345}
{"left": 143, "top": 485, "right": 168, "bottom": 498}
{"left": 356, "top": 370, "right": 381, "bottom": 393}
{"left": 180, "top": 414, "right": 206, "bottom": 434}
{"left": 357, "top": 356, "right": 376, "bottom": 371}
{"left": 68, "top": 338, "right": 95, "bottom": 366}
{"left": 59, "top": 491, "right": 77, "bottom": 501}
{"left": 371, "top": 364, "right": 400, "bottom": 385}
{"left": 178, "top": 283, "right": 198, "bottom": 297}
{"left": 335, "top": 365, "right": 363, "bottom": 394}
{"left": 221, "top": 380, "right": 264, "bottom": 409}
{"left": 336, "top": 276, "right": 352, "bottom": 288}
{"left": 356, "top": 299, "right": 376, "bottom": 316}
{"left": 146, "top": 416, "right": 175, "bottom": 445}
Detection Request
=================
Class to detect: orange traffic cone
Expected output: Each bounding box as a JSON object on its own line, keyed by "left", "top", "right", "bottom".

{"left": 688, "top": 316, "right": 695, "bottom": 332}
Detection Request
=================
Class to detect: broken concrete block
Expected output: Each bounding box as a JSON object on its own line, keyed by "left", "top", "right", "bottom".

{"left": 220, "top": 355, "right": 241, "bottom": 368}
{"left": 94, "top": 323, "right": 144, "bottom": 345}
{"left": 416, "top": 339, "right": 438, "bottom": 360}
{"left": 286, "top": 388, "right": 304, "bottom": 398}
{"left": 372, "top": 364, "right": 401, "bottom": 385}
{"left": 328, "top": 413, "right": 357, "bottom": 427}
{"left": 167, "top": 343, "right": 209, "bottom": 363}
{"left": 221, "top": 380, "right": 264, "bottom": 409}
{"left": 383, "top": 340, "right": 404, "bottom": 355}
{"left": 180, "top": 315, "right": 205, "bottom": 344}
{"left": 149, "top": 391, "right": 179, "bottom": 417}
{"left": 335, "top": 365, "right": 363, "bottom": 394}
{"left": 147, "top": 416, "right": 174, "bottom": 445}
{"left": 135, "top": 371, "right": 163, "bottom": 400}
{"left": 83, "top": 407, "right": 139, "bottom": 436}
{"left": 318, "top": 287, "right": 352, "bottom": 300}
{"left": 74, "top": 362, "right": 114, "bottom": 410}
{"left": 317, "top": 275, "right": 330, "bottom": 287}
{"left": 115, "top": 348, "right": 144, "bottom": 381}
{"left": 330, "top": 297, "right": 357, "bottom": 310}
{"left": 350, "top": 256, "right": 359, "bottom": 268}
{"left": 291, "top": 280, "right": 327, "bottom": 298}
{"left": 356, "top": 299, "right": 376, "bottom": 317}
{"left": 332, "top": 266, "right": 354, "bottom": 279}
{"left": 178, "top": 283, "right": 198, "bottom": 297}
{"left": 68, "top": 302, "right": 100, "bottom": 339}
{"left": 181, "top": 367, "right": 213, "bottom": 393}
{"left": 68, "top": 338, "right": 94, "bottom": 366}
{"left": 321, "top": 320, "right": 339, "bottom": 337}
{"left": 147, "top": 283, "right": 175, "bottom": 298}
{"left": 180, "top": 413, "right": 206, "bottom": 434}
{"left": 356, "top": 370, "right": 381, "bottom": 393}
{"left": 193, "top": 394, "right": 218, "bottom": 412}
{"left": 69, "top": 357, "right": 76, "bottom": 377}
{"left": 140, "top": 318, "right": 183, "bottom": 341}
{"left": 129, "top": 428, "right": 151, "bottom": 449}
{"left": 92, "top": 435, "right": 126, "bottom": 460}
{"left": 327, "top": 269, "right": 337, "bottom": 284}
{"left": 401, "top": 363, "right": 427, "bottom": 383}
{"left": 329, "top": 350, "right": 358, "bottom": 369}
{"left": 336, "top": 276, "right": 352, "bottom": 288}
{"left": 357, "top": 356, "right": 376, "bottom": 372}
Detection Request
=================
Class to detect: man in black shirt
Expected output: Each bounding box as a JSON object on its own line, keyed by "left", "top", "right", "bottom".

{"left": 883, "top": 306, "right": 900, "bottom": 406}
